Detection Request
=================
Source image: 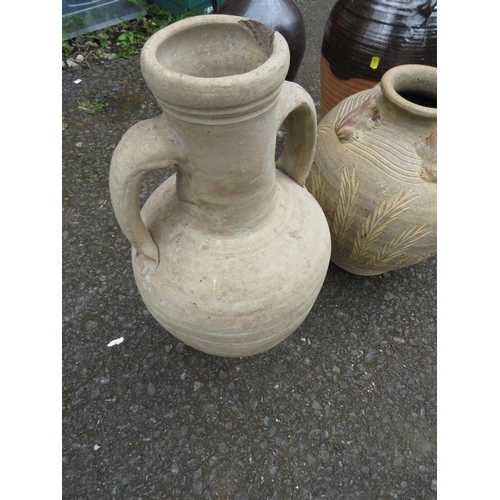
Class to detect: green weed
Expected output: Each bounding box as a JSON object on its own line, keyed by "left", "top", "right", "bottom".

{"left": 115, "top": 30, "right": 148, "bottom": 58}
{"left": 78, "top": 97, "right": 109, "bottom": 114}
{"left": 63, "top": 2, "right": 198, "bottom": 64}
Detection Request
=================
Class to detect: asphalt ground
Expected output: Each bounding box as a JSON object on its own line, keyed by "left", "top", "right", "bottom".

{"left": 62, "top": 1, "right": 438, "bottom": 498}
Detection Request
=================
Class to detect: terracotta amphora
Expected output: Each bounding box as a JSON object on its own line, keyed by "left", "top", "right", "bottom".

{"left": 306, "top": 64, "right": 436, "bottom": 276}
{"left": 109, "top": 15, "right": 331, "bottom": 357}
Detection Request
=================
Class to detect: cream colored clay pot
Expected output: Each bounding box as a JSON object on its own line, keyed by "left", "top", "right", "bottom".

{"left": 307, "top": 64, "right": 437, "bottom": 276}
{"left": 109, "top": 15, "right": 331, "bottom": 357}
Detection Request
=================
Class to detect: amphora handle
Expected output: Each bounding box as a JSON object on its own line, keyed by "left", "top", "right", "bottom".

{"left": 109, "top": 115, "right": 183, "bottom": 264}
{"left": 275, "top": 81, "right": 317, "bottom": 186}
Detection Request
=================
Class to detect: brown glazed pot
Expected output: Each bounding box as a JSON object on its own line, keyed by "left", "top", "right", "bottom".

{"left": 214, "top": 0, "right": 306, "bottom": 81}
{"left": 109, "top": 15, "right": 331, "bottom": 357}
{"left": 306, "top": 64, "right": 437, "bottom": 276}
{"left": 320, "top": 0, "right": 437, "bottom": 118}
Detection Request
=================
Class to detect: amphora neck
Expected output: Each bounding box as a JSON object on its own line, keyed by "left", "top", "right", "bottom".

{"left": 139, "top": 15, "right": 291, "bottom": 234}
{"left": 170, "top": 104, "right": 283, "bottom": 235}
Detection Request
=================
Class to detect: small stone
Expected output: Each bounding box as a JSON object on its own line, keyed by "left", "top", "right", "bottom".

{"left": 204, "top": 404, "right": 215, "bottom": 415}
{"left": 431, "top": 479, "right": 437, "bottom": 491}
{"left": 84, "top": 320, "right": 97, "bottom": 330}
{"left": 75, "top": 54, "right": 85, "bottom": 63}
{"left": 75, "top": 142, "right": 83, "bottom": 148}
{"left": 147, "top": 382, "right": 156, "bottom": 396}
{"left": 194, "top": 381, "right": 203, "bottom": 391}
{"left": 312, "top": 400, "right": 322, "bottom": 410}
{"left": 384, "top": 292, "right": 396, "bottom": 300}
{"left": 393, "top": 450, "right": 405, "bottom": 466}
{"left": 66, "top": 58, "right": 81, "bottom": 69}
{"left": 192, "top": 481, "right": 202, "bottom": 495}
{"left": 94, "top": 444, "right": 100, "bottom": 451}
{"left": 364, "top": 348, "right": 378, "bottom": 363}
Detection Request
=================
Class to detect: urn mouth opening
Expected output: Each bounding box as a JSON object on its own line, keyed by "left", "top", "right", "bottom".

{"left": 381, "top": 64, "right": 437, "bottom": 119}
{"left": 156, "top": 19, "right": 274, "bottom": 78}
{"left": 140, "top": 15, "right": 290, "bottom": 112}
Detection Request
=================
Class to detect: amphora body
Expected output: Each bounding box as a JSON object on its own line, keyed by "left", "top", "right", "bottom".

{"left": 109, "top": 15, "right": 331, "bottom": 357}
{"left": 307, "top": 65, "right": 436, "bottom": 276}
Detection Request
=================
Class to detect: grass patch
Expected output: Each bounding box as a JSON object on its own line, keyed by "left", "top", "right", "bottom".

{"left": 63, "top": 1, "right": 199, "bottom": 65}
{"left": 78, "top": 96, "right": 110, "bottom": 114}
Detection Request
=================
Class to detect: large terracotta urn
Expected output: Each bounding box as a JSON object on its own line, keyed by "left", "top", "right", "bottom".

{"left": 214, "top": 0, "right": 306, "bottom": 81}
{"left": 306, "top": 64, "right": 436, "bottom": 276}
{"left": 320, "top": 0, "right": 437, "bottom": 117}
{"left": 109, "top": 15, "right": 331, "bottom": 357}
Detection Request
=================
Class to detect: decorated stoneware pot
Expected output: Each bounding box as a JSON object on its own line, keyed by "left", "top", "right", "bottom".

{"left": 307, "top": 64, "right": 436, "bottom": 276}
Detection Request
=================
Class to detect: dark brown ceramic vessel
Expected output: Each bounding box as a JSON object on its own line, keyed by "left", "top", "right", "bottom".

{"left": 320, "top": 0, "right": 437, "bottom": 117}
{"left": 214, "top": 0, "right": 306, "bottom": 81}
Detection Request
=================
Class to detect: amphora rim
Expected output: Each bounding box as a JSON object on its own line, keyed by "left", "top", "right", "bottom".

{"left": 140, "top": 14, "right": 290, "bottom": 111}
